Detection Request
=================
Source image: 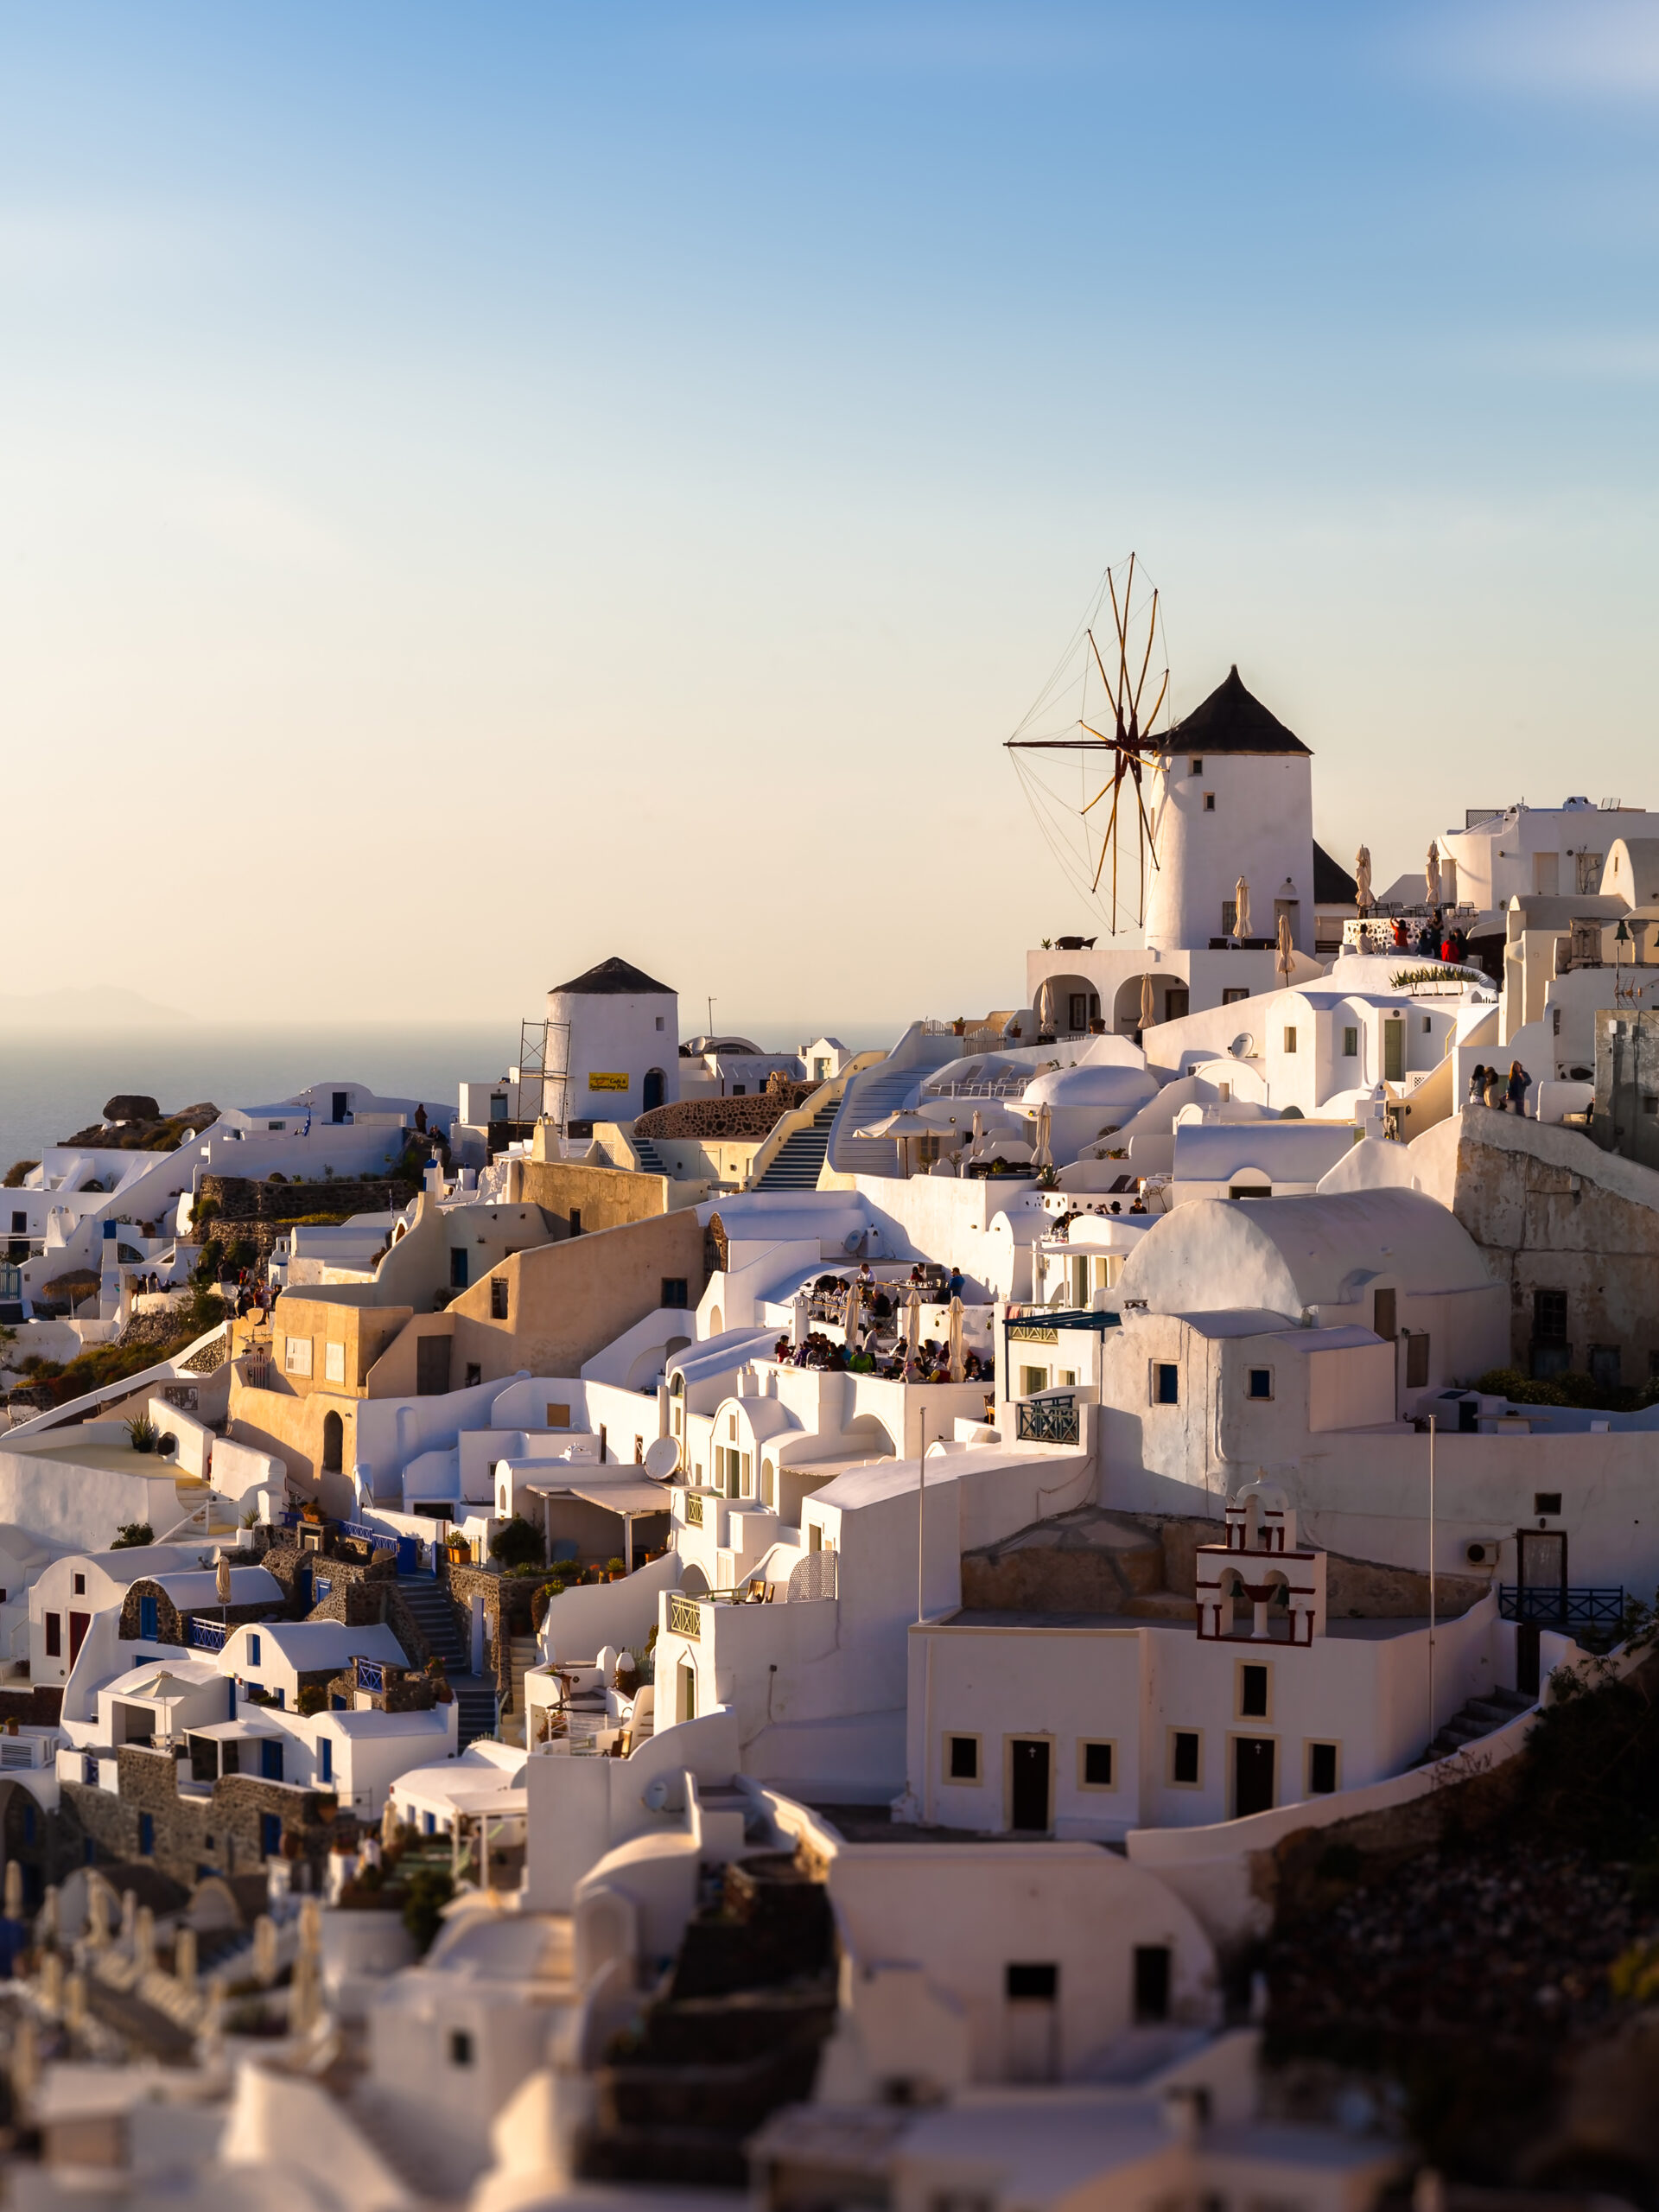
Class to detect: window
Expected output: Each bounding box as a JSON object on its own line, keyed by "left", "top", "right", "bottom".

{"left": 1203, "top": 792, "right": 1216, "bottom": 813}
{"left": 9, "top": 1211, "right": 24, "bottom": 1234}
{"left": 1222, "top": 986, "right": 1249, "bottom": 1005}
{"left": 662, "top": 1277, "right": 688, "bottom": 1309}
{"left": 465, "top": 1363, "right": 481, "bottom": 1388}
{"left": 1553, "top": 1007, "right": 1562, "bottom": 1037}
{"left": 248, "top": 1633, "right": 262, "bottom": 1667}
{"left": 569, "top": 1209, "right": 582, "bottom": 1236}
{"left": 44, "top": 1615, "right": 60, "bottom": 1658}
{"left": 489, "top": 1094, "right": 509, "bottom": 1122}
{"left": 319, "top": 1738, "right": 333, "bottom": 1784}
{"left": 490, "top": 1278, "right": 509, "bottom": 1320}
{"left": 1383, "top": 1020, "right": 1404, "bottom": 1083}
{"left": 1190, "top": 757, "right": 1203, "bottom": 775}
{"left": 1534, "top": 1289, "right": 1567, "bottom": 1344}
{"left": 1079, "top": 1740, "right": 1115, "bottom": 1789}
{"left": 423, "top": 1810, "right": 436, "bottom": 1837}
{"left": 1169, "top": 1729, "right": 1201, "bottom": 1785}
{"left": 1134, "top": 1945, "right": 1172, "bottom": 2023}
{"left": 655, "top": 1015, "right": 665, "bottom": 1032}
{"left": 1373, "top": 1287, "right": 1396, "bottom": 1340}
{"left": 946, "top": 1734, "right": 980, "bottom": 1782}
{"left": 324, "top": 1342, "right": 346, "bottom": 1384}
{"left": 677, "top": 1659, "right": 697, "bottom": 1723}
{"left": 1535, "top": 1491, "right": 1562, "bottom": 1516}
{"left": 450, "top": 1249, "right": 469, "bottom": 1290}
{"left": 1405, "top": 1332, "right": 1430, "bottom": 1388}
{"left": 73, "top": 1573, "right": 85, "bottom": 1596}
{"left": 1006, "top": 1962, "right": 1058, "bottom": 2000}
{"left": 1282, "top": 1027, "right": 1297, "bottom": 1053}
{"left": 728, "top": 1414, "right": 738, "bottom": 1440}
{"left": 547, "top": 1402, "right": 570, "bottom": 1427}
{"left": 284, "top": 1335, "right": 313, "bottom": 1377}
{"left": 138, "top": 1813, "right": 154, "bottom": 1856}
{"left": 1342, "top": 1026, "right": 1358, "bottom": 1057}
{"left": 449, "top": 2029, "right": 474, "bottom": 2066}
{"left": 733, "top": 1084, "right": 746, "bottom": 1096}
{"left": 1020, "top": 1364, "right": 1047, "bottom": 1396}
{"left": 1306, "top": 1742, "right": 1339, "bottom": 1794}
{"left": 741, "top": 1451, "right": 752, "bottom": 1491}
{"left": 1153, "top": 1362, "right": 1179, "bottom": 1406}
{"left": 1238, "top": 1663, "right": 1270, "bottom": 1719}
{"left": 1422, "top": 1014, "right": 1433, "bottom": 1033}
{"left": 22, "top": 1802, "right": 35, "bottom": 1845}
{"left": 1646, "top": 1096, "right": 1659, "bottom": 1118}
{"left": 1248, "top": 1368, "right": 1273, "bottom": 1400}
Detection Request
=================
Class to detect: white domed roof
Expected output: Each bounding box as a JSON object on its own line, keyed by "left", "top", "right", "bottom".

{"left": 1022, "top": 1063, "right": 1160, "bottom": 1114}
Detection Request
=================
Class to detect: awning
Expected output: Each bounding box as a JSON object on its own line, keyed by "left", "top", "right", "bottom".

{"left": 525, "top": 1479, "right": 672, "bottom": 1515}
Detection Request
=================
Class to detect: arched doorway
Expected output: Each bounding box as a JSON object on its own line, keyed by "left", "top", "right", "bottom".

{"left": 643, "top": 1068, "right": 665, "bottom": 1112}
{"left": 321, "top": 1411, "right": 344, "bottom": 1474}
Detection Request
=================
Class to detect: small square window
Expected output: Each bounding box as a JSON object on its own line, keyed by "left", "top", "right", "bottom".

{"left": 947, "top": 1734, "right": 980, "bottom": 1782}
{"left": 1239, "top": 1663, "right": 1269, "bottom": 1719}
{"left": 1222, "top": 985, "right": 1249, "bottom": 1005}
{"left": 1153, "top": 1362, "right": 1179, "bottom": 1406}
{"left": 547, "top": 1402, "right": 570, "bottom": 1427}
{"left": 1189, "top": 757, "right": 1203, "bottom": 775}
{"left": 1535, "top": 1491, "right": 1562, "bottom": 1516}
{"left": 1169, "top": 1729, "right": 1201, "bottom": 1786}
{"left": 654, "top": 1015, "right": 664, "bottom": 1031}
{"left": 1283, "top": 1027, "right": 1297, "bottom": 1053}
{"left": 1307, "top": 1742, "right": 1339, "bottom": 1794}
{"left": 662, "top": 1277, "right": 689, "bottom": 1308}
{"left": 1203, "top": 791, "right": 1216, "bottom": 813}
{"left": 1006, "top": 1962, "right": 1058, "bottom": 2000}
{"left": 73, "top": 1573, "right": 85, "bottom": 1596}
{"left": 1342, "top": 1026, "right": 1358, "bottom": 1057}
{"left": 449, "top": 2029, "right": 474, "bottom": 2066}
{"left": 464, "top": 1363, "right": 481, "bottom": 1388}
{"left": 490, "top": 1278, "right": 509, "bottom": 1320}
{"left": 283, "top": 1336, "right": 313, "bottom": 1377}
{"left": 1248, "top": 1368, "right": 1272, "bottom": 1400}
{"left": 1080, "top": 1740, "right": 1114, "bottom": 1789}
{"left": 1645, "top": 1096, "right": 1659, "bottom": 1117}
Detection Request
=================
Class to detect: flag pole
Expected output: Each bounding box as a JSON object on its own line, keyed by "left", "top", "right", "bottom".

{"left": 1427, "top": 1414, "right": 1438, "bottom": 1741}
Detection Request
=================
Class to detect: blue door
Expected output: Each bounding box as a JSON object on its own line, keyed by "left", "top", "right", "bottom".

{"left": 138, "top": 1594, "right": 158, "bottom": 1641}
{"left": 260, "top": 1738, "right": 283, "bottom": 1782}
{"left": 261, "top": 1813, "right": 282, "bottom": 1858}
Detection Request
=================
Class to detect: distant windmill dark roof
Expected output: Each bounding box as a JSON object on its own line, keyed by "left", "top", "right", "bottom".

{"left": 1167, "top": 666, "right": 1312, "bottom": 757}
{"left": 1313, "top": 842, "right": 1357, "bottom": 903}
{"left": 550, "top": 956, "right": 675, "bottom": 997}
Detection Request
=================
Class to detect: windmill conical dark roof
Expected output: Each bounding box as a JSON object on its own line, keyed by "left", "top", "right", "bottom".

{"left": 550, "top": 955, "right": 676, "bottom": 997}
{"left": 1168, "top": 665, "right": 1311, "bottom": 757}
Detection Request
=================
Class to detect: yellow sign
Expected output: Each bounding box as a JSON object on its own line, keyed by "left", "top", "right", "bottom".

{"left": 588, "top": 1071, "right": 630, "bottom": 1093}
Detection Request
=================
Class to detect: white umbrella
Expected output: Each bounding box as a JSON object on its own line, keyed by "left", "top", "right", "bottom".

{"left": 1276, "top": 913, "right": 1294, "bottom": 982}
{"left": 947, "top": 1295, "right": 964, "bottom": 1382}
{"left": 1354, "top": 844, "right": 1372, "bottom": 913}
{"left": 1139, "top": 974, "right": 1156, "bottom": 1033}
{"left": 1234, "top": 876, "right": 1251, "bottom": 940}
{"left": 904, "top": 1284, "right": 923, "bottom": 1358}
{"left": 1426, "top": 842, "right": 1442, "bottom": 907}
{"left": 855, "top": 1107, "right": 932, "bottom": 1178}
{"left": 791, "top": 1292, "right": 808, "bottom": 1350}
{"left": 1033, "top": 1103, "right": 1053, "bottom": 1169}
{"left": 842, "top": 1278, "right": 861, "bottom": 1352}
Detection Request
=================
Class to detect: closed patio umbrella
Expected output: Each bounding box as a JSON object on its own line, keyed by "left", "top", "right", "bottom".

{"left": 842, "top": 1279, "right": 861, "bottom": 1351}
{"left": 904, "top": 1284, "right": 922, "bottom": 1358}
{"left": 1139, "top": 974, "right": 1156, "bottom": 1033}
{"left": 1234, "top": 876, "right": 1251, "bottom": 940}
{"left": 1033, "top": 1103, "right": 1053, "bottom": 1169}
{"left": 1276, "top": 913, "right": 1294, "bottom": 982}
{"left": 947, "top": 1295, "right": 964, "bottom": 1382}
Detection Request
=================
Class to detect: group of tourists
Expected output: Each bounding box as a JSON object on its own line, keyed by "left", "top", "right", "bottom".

{"left": 1469, "top": 1061, "right": 1532, "bottom": 1114}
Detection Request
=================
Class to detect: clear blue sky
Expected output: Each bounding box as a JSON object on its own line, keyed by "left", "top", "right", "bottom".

{"left": 3, "top": 3, "right": 1656, "bottom": 1038}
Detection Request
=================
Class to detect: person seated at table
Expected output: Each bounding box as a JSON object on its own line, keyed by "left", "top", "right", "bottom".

{"left": 826, "top": 1343, "right": 849, "bottom": 1372}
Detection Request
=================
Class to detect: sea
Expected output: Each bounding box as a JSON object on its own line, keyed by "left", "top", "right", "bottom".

{"left": 0, "top": 1026, "right": 512, "bottom": 1173}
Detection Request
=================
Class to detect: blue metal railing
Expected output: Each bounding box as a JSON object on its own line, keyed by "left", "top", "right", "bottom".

{"left": 187, "top": 1618, "right": 228, "bottom": 1651}
{"left": 1499, "top": 1586, "right": 1626, "bottom": 1630}
{"left": 355, "top": 1656, "right": 386, "bottom": 1693}
{"left": 339, "top": 1520, "right": 384, "bottom": 1548}
{"left": 1016, "top": 1395, "right": 1081, "bottom": 1446}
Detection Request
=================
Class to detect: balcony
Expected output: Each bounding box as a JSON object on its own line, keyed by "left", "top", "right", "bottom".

{"left": 355, "top": 1656, "right": 387, "bottom": 1694}
{"left": 1017, "top": 1395, "right": 1080, "bottom": 1446}
{"left": 186, "top": 1618, "right": 227, "bottom": 1652}
{"left": 668, "top": 1595, "right": 702, "bottom": 1640}
{"left": 1499, "top": 1586, "right": 1625, "bottom": 1633}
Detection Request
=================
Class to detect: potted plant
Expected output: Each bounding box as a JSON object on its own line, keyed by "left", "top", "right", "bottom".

{"left": 607, "top": 1557, "right": 626, "bottom": 1581}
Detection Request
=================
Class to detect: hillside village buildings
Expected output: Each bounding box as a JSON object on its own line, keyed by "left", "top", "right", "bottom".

{"left": 3, "top": 662, "right": 1659, "bottom": 2204}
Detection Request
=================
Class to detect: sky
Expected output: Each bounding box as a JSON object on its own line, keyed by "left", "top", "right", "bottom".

{"left": 3, "top": 1, "right": 1658, "bottom": 1045}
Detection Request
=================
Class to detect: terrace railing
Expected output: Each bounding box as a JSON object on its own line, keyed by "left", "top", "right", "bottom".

{"left": 187, "top": 1618, "right": 228, "bottom": 1652}
{"left": 1499, "top": 1586, "right": 1626, "bottom": 1631}
{"left": 667, "top": 1595, "right": 702, "bottom": 1640}
{"left": 1016, "top": 1395, "right": 1081, "bottom": 1446}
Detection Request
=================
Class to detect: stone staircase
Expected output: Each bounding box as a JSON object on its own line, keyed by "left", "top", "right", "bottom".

{"left": 394, "top": 1574, "right": 498, "bottom": 1746}
{"left": 576, "top": 1853, "right": 838, "bottom": 2190}
{"left": 631, "top": 1132, "right": 667, "bottom": 1173}
{"left": 755, "top": 1098, "right": 840, "bottom": 1192}
{"left": 1419, "top": 1684, "right": 1534, "bottom": 1765}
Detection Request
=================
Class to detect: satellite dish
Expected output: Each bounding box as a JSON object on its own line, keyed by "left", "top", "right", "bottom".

{"left": 1230, "top": 1034, "right": 1255, "bottom": 1059}
{"left": 644, "top": 1435, "right": 680, "bottom": 1481}
{"left": 843, "top": 1232, "right": 862, "bottom": 1255}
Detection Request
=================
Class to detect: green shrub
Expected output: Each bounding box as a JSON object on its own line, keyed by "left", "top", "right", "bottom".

{"left": 193, "top": 1197, "right": 220, "bottom": 1228}
{"left": 111, "top": 1522, "right": 153, "bottom": 1549}
{"left": 488, "top": 1515, "right": 543, "bottom": 1571}
{"left": 296, "top": 1684, "right": 328, "bottom": 1717}
{"left": 403, "top": 1866, "right": 454, "bottom": 1952}
{"left": 3, "top": 1161, "right": 38, "bottom": 1188}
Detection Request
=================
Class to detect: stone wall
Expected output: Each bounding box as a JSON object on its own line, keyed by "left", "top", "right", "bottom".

{"left": 118, "top": 1579, "right": 281, "bottom": 1648}
{"left": 194, "top": 1174, "right": 416, "bottom": 1227}
{"left": 66, "top": 1747, "right": 353, "bottom": 1888}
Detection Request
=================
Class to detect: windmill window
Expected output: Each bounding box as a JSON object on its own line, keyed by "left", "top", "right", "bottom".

{"left": 1190, "top": 757, "right": 1203, "bottom": 775}
{"left": 1203, "top": 792, "right": 1216, "bottom": 813}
